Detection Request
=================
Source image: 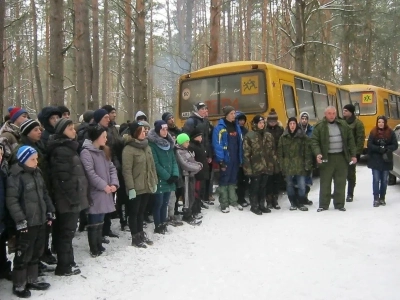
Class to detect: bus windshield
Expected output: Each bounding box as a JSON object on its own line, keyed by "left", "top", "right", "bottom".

{"left": 349, "top": 91, "right": 377, "bottom": 115}
{"left": 179, "top": 71, "right": 267, "bottom": 117}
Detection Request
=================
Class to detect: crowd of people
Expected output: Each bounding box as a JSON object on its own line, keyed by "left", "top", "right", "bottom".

{"left": 0, "top": 100, "right": 397, "bottom": 298}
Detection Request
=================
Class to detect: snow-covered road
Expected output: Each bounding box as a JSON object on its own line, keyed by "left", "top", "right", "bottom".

{"left": 1, "top": 163, "right": 399, "bottom": 300}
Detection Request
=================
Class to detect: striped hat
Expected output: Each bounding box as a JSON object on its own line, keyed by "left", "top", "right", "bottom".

{"left": 20, "top": 119, "right": 40, "bottom": 136}
{"left": 17, "top": 146, "right": 37, "bottom": 164}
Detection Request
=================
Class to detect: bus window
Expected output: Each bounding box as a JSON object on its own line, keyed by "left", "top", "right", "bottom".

{"left": 349, "top": 91, "right": 377, "bottom": 115}
{"left": 384, "top": 99, "right": 390, "bottom": 118}
{"left": 390, "top": 95, "right": 399, "bottom": 118}
{"left": 312, "top": 83, "right": 329, "bottom": 119}
{"left": 179, "top": 71, "right": 267, "bottom": 117}
{"left": 282, "top": 85, "right": 297, "bottom": 117}
{"left": 295, "top": 78, "right": 316, "bottom": 119}
{"left": 397, "top": 96, "right": 400, "bottom": 118}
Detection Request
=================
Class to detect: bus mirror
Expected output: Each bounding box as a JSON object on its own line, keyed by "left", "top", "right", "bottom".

{"left": 354, "top": 102, "right": 360, "bottom": 116}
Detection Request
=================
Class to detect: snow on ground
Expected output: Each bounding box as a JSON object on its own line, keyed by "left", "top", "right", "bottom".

{"left": 1, "top": 162, "right": 400, "bottom": 299}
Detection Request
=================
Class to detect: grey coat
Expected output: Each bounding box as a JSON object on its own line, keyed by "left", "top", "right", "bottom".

{"left": 6, "top": 164, "right": 55, "bottom": 227}
{"left": 175, "top": 144, "right": 202, "bottom": 177}
{"left": 80, "top": 140, "right": 119, "bottom": 215}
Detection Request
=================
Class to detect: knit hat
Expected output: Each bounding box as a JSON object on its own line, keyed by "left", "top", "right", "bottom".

{"left": 177, "top": 133, "right": 190, "bottom": 145}
{"left": 154, "top": 120, "right": 168, "bottom": 134}
{"left": 222, "top": 106, "right": 235, "bottom": 117}
{"left": 83, "top": 110, "right": 94, "bottom": 123}
{"left": 129, "top": 121, "right": 144, "bottom": 138}
{"left": 190, "top": 127, "right": 203, "bottom": 140}
{"left": 102, "top": 105, "right": 116, "bottom": 114}
{"left": 252, "top": 115, "right": 264, "bottom": 124}
{"left": 140, "top": 120, "right": 150, "bottom": 128}
{"left": 57, "top": 105, "right": 70, "bottom": 115}
{"left": 300, "top": 112, "right": 310, "bottom": 120}
{"left": 20, "top": 119, "right": 40, "bottom": 136}
{"left": 17, "top": 146, "right": 37, "bottom": 165}
{"left": 343, "top": 104, "right": 355, "bottom": 115}
{"left": 287, "top": 117, "right": 298, "bottom": 125}
{"left": 162, "top": 112, "right": 173, "bottom": 122}
{"left": 93, "top": 109, "right": 108, "bottom": 124}
{"left": 194, "top": 102, "right": 207, "bottom": 111}
{"left": 55, "top": 118, "right": 73, "bottom": 135}
{"left": 9, "top": 107, "right": 28, "bottom": 123}
{"left": 87, "top": 124, "right": 107, "bottom": 141}
{"left": 267, "top": 108, "right": 278, "bottom": 122}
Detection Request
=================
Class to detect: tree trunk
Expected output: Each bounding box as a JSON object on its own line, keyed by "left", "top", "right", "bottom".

{"left": 183, "top": 0, "right": 194, "bottom": 72}
{"left": 15, "top": 2, "right": 21, "bottom": 106}
{"left": 245, "top": 0, "right": 252, "bottom": 60}
{"left": 31, "top": 0, "right": 44, "bottom": 110}
{"left": 101, "top": 0, "right": 108, "bottom": 107}
{"left": 45, "top": 2, "right": 50, "bottom": 105}
{"left": 124, "top": 0, "right": 134, "bottom": 120}
{"left": 134, "top": 0, "right": 148, "bottom": 113}
{"left": 209, "top": 0, "right": 221, "bottom": 66}
{"left": 294, "top": 0, "right": 305, "bottom": 73}
{"left": 91, "top": 0, "right": 100, "bottom": 108}
{"left": 50, "top": 0, "right": 64, "bottom": 106}
{"left": 261, "top": 0, "right": 268, "bottom": 61}
{"left": 82, "top": 0, "right": 93, "bottom": 109}
{"left": 74, "top": 0, "right": 86, "bottom": 113}
{"left": 0, "top": 0, "right": 5, "bottom": 117}
{"left": 227, "top": 1, "right": 233, "bottom": 62}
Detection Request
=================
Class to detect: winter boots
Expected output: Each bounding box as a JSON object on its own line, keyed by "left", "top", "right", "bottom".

{"left": 373, "top": 196, "right": 380, "bottom": 207}
{"left": 379, "top": 197, "right": 386, "bottom": 206}
{"left": 167, "top": 216, "right": 184, "bottom": 227}
{"left": 87, "top": 223, "right": 104, "bottom": 257}
{"left": 131, "top": 233, "right": 147, "bottom": 248}
{"left": 182, "top": 215, "right": 202, "bottom": 226}
{"left": 140, "top": 232, "right": 154, "bottom": 245}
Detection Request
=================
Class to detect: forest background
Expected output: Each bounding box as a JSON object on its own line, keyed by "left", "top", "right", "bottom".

{"left": 0, "top": 0, "right": 398, "bottom": 122}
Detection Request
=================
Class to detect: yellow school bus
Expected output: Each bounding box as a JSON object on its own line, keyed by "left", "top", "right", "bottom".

{"left": 176, "top": 61, "right": 349, "bottom": 129}
{"left": 341, "top": 84, "right": 400, "bottom": 151}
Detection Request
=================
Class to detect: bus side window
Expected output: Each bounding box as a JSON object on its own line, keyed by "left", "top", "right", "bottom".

{"left": 282, "top": 85, "right": 297, "bottom": 118}
{"left": 313, "top": 83, "right": 328, "bottom": 119}
{"left": 295, "top": 78, "right": 316, "bottom": 119}
{"left": 384, "top": 99, "right": 390, "bottom": 118}
{"left": 390, "top": 95, "right": 399, "bottom": 118}
{"left": 397, "top": 96, "right": 400, "bottom": 119}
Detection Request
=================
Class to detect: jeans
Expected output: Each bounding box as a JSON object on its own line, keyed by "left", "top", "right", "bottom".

{"left": 372, "top": 169, "right": 389, "bottom": 198}
{"left": 286, "top": 175, "right": 306, "bottom": 198}
{"left": 153, "top": 192, "right": 171, "bottom": 227}
{"left": 87, "top": 214, "right": 105, "bottom": 225}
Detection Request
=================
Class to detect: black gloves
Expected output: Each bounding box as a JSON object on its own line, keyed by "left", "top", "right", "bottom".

{"left": 167, "top": 176, "right": 178, "bottom": 184}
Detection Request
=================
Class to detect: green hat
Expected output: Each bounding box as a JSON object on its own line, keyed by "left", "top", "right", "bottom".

{"left": 176, "top": 133, "right": 190, "bottom": 145}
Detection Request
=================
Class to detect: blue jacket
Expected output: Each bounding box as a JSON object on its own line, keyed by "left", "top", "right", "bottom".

{"left": 300, "top": 123, "right": 314, "bottom": 137}
{"left": 212, "top": 118, "right": 243, "bottom": 165}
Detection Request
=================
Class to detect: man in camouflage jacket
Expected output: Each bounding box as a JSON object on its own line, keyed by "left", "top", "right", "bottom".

{"left": 278, "top": 117, "right": 312, "bottom": 211}
{"left": 342, "top": 104, "right": 365, "bottom": 202}
{"left": 243, "top": 115, "right": 277, "bottom": 215}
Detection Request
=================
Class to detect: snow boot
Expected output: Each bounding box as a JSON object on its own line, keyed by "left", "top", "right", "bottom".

{"left": 201, "top": 201, "right": 209, "bottom": 209}
{"left": 379, "top": 197, "right": 386, "bottom": 206}
{"left": 250, "top": 207, "right": 262, "bottom": 215}
{"left": 102, "top": 237, "right": 110, "bottom": 244}
{"left": 259, "top": 205, "right": 271, "bottom": 213}
{"left": 346, "top": 195, "right": 353, "bottom": 202}
{"left": 140, "top": 231, "right": 153, "bottom": 245}
{"left": 288, "top": 195, "right": 298, "bottom": 211}
{"left": 96, "top": 223, "right": 106, "bottom": 253}
{"left": 221, "top": 207, "right": 230, "bottom": 213}
{"left": 167, "top": 216, "right": 183, "bottom": 227}
{"left": 297, "top": 197, "right": 309, "bottom": 211}
{"left": 13, "top": 285, "right": 31, "bottom": 298}
{"left": 266, "top": 195, "right": 274, "bottom": 209}
{"left": 317, "top": 207, "right": 327, "bottom": 212}
{"left": 131, "top": 233, "right": 147, "bottom": 248}
{"left": 373, "top": 196, "right": 380, "bottom": 207}
{"left": 182, "top": 215, "right": 202, "bottom": 226}
{"left": 154, "top": 224, "right": 165, "bottom": 234}
{"left": 27, "top": 264, "right": 50, "bottom": 290}
{"left": 272, "top": 194, "right": 281, "bottom": 209}
{"left": 40, "top": 249, "right": 57, "bottom": 265}
{"left": 87, "top": 225, "right": 100, "bottom": 257}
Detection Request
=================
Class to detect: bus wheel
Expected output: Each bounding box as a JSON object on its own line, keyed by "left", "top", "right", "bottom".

{"left": 388, "top": 174, "right": 397, "bottom": 186}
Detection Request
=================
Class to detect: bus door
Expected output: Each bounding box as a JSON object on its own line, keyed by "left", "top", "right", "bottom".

{"left": 280, "top": 80, "right": 298, "bottom": 119}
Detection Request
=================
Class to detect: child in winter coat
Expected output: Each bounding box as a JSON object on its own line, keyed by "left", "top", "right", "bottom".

{"left": 47, "top": 118, "right": 89, "bottom": 276}
{"left": 80, "top": 125, "right": 119, "bottom": 257}
{"left": 175, "top": 133, "right": 202, "bottom": 225}
{"left": 6, "top": 146, "right": 55, "bottom": 298}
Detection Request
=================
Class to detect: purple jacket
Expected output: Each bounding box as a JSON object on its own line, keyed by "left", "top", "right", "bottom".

{"left": 80, "top": 140, "right": 119, "bottom": 215}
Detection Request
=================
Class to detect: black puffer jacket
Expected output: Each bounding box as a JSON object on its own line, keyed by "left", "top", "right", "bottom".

{"left": 6, "top": 163, "right": 55, "bottom": 227}
{"left": 367, "top": 127, "right": 398, "bottom": 171}
{"left": 183, "top": 113, "right": 212, "bottom": 157}
{"left": 38, "top": 106, "right": 62, "bottom": 146}
{"left": 189, "top": 140, "right": 209, "bottom": 181}
{"left": 47, "top": 135, "right": 89, "bottom": 214}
